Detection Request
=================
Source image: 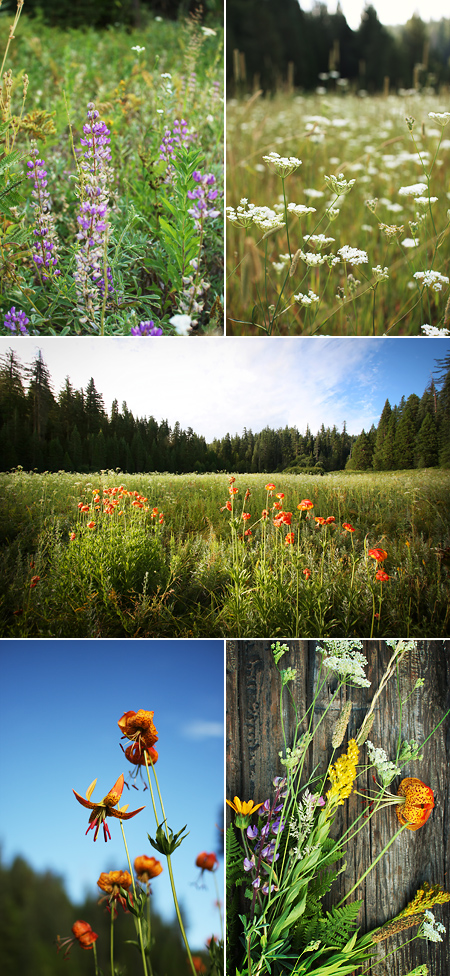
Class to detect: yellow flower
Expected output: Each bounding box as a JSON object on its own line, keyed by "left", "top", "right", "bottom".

{"left": 326, "top": 739, "right": 359, "bottom": 806}
{"left": 399, "top": 882, "right": 450, "bottom": 918}
{"left": 226, "top": 796, "right": 263, "bottom": 827}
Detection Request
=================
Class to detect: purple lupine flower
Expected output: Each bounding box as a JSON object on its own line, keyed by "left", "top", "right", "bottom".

{"left": 3, "top": 307, "right": 30, "bottom": 334}
{"left": 27, "top": 142, "right": 60, "bottom": 281}
{"left": 243, "top": 856, "right": 255, "bottom": 872}
{"left": 131, "top": 320, "right": 163, "bottom": 336}
{"left": 261, "top": 842, "right": 279, "bottom": 864}
{"left": 271, "top": 818, "right": 285, "bottom": 834}
{"left": 74, "top": 102, "right": 114, "bottom": 321}
{"left": 187, "top": 170, "right": 220, "bottom": 231}
{"left": 159, "top": 119, "right": 190, "bottom": 182}
{"left": 247, "top": 824, "right": 258, "bottom": 840}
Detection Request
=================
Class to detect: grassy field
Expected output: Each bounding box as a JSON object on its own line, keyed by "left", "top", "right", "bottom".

{"left": 226, "top": 91, "right": 450, "bottom": 336}
{"left": 0, "top": 9, "right": 223, "bottom": 334}
{"left": 1, "top": 467, "right": 449, "bottom": 637}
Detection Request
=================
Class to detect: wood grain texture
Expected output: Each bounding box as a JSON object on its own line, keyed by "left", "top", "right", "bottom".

{"left": 226, "top": 640, "right": 450, "bottom": 975}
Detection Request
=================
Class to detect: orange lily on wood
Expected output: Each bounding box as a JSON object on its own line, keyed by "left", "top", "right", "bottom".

{"left": 396, "top": 777, "right": 434, "bottom": 830}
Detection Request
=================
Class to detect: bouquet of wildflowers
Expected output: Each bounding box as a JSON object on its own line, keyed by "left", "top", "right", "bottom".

{"left": 226, "top": 640, "right": 449, "bottom": 976}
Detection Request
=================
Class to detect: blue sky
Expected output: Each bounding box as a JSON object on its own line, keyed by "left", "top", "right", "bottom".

{"left": 0, "top": 336, "right": 448, "bottom": 441}
{"left": 298, "top": 1, "right": 449, "bottom": 30}
{"left": 0, "top": 639, "right": 224, "bottom": 950}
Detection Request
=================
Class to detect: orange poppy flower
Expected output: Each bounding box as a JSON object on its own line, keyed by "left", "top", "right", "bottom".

{"left": 134, "top": 855, "right": 163, "bottom": 882}
{"left": 118, "top": 709, "right": 158, "bottom": 751}
{"left": 265, "top": 483, "right": 276, "bottom": 491}
{"left": 315, "top": 516, "right": 326, "bottom": 525}
{"left": 368, "top": 547, "right": 387, "bottom": 562}
{"left": 297, "top": 499, "right": 313, "bottom": 511}
{"left": 326, "top": 516, "right": 336, "bottom": 524}
{"left": 221, "top": 500, "right": 232, "bottom": 512}
{"left": 396, "top": 778, "right": 434, "bottom": 830}
{"left": 56, "top": 920, "right": 98, "bottom": 957}
{"left": 284, "top": 532, "right": 294, "bottom": 545}
{"left": 375, "top": 569, "right": 390, "bottom": 582}
{"left": 196, "top": 851, "right": 219, "bottom": 872}
{"left": 73, "top": 773, "right": 145, "bottom": 842}
{"left": 342, "top": 522, "right": 354, "bottom": 532}
{"left": 276, "top": 492, "right": 285, "bottom": 499}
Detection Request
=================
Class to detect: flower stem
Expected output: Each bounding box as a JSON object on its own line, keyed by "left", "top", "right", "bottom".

{"left": 110, "top": 907, "right": 115, "bottom": 976}
{"left": 144, "top": 755, "right": 197, "bottom": 976}
{"left": 119, "top": 820, "right": 149, "bottom": 976}
{"left": 336, "top": 822, "right": 408, "bottom": 906}
{"left": 92, "top": 940, "right": 100, "bottom": 976}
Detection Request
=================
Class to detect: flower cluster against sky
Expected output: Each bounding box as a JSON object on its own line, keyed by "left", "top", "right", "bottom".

{"left": 0, "top": 639, "right": 224, "bottom": 949}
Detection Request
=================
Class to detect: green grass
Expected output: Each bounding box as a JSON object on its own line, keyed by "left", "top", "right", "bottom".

{"left": 226, "top": 91, "right": 450, "bottom": 335}
{"left": 1, "top": 467, "right": 449, "bottom": 637}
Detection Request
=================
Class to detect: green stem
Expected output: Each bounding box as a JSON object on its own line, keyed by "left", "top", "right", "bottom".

{"left": 119, "top": 820, "right": 149, "bottom": 976}
{"left": 336, "top": 822, "right": 409, "bottom": 906}
{"left": 144, "top": 755, "right": 197, "bottom": 976}
{"left": 110, "top": 906, "right": 115, "bottom": 976}
{"left": 213, "top": 869, "right": 224, "bottom": 941}
{"left": 92, "top": 940, "right": 100, "bottom": 976}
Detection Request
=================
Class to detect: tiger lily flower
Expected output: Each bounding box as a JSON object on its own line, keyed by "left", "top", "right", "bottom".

{"left": 396, "top": 777, "right": 434, "bottom": 831}
{"left": 73, "top": 773, "right": 145, "bottom": 841}
{"left": 118, "top": 709, "right": 158, "bottom": 751}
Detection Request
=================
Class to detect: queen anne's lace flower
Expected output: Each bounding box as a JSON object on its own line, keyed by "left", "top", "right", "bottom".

{"left": 366, "top": 741, "right": 401, "bottom": 786}
{"left": 338, "top": 245, "right": 368, "bottom": 265}
{"left": 294, "top": 290, "right": 320, "bottom": 306}
{"left": 398, "top": 182, "right": 428, "bottom": 196}
{"left": 419, "top": 911, "right": 446, "bottom": 942}
{"left": 317, "top": 640, "right": 370, "bottom": 687}
{"left": 428, "top": 111, "right": 450, "bottom": 126}
{"left": 262, "top": 151, "right": 302, "bottom": 177}
{"left": 413, "top": 270, "right": 449, "bottom": 292}
{"left": 421, "top": 324, "right": 450, "bottom": 336}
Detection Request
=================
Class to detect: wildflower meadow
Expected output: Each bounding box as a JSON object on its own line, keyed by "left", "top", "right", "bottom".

{"left": 226, "top": 92, "right": 450, "bottom": 335}
{"left": 226, "top": 639, "right": 450, "bottom": 976}
{"left": 1, "top": 467, "right": 449, "bottom": 636}
{"left": 0, "top": 1, "right": 224, "bottom": 335}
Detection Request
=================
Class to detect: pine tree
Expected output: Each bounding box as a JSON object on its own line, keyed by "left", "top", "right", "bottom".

{"left": 372, "top": 399, "right": 392, "bottom": 470}
{"left": 415, "top": 413, "right": 439, "bottom": 468}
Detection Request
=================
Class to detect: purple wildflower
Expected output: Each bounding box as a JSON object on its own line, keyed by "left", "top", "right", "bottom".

{"left": 246, "top": 825, "right": 258, "bottom": 840}
{"left": 131, "top": 320, "right": 163, "bottom": 336}
{"left": 243, "top": 856, "right": 255, "bottom": 872}
{"left": 159, "top": 119, "right": 190, "bottom": 182}
{"left": 187, "top": 170, "right": 220, "bottom": 231}
{"left": 74, "top": 103, "right": 114, "bottom": 321}
{"left": 27, "top": 142, "right": 60, "bottom": 281}
{"left": 3, "top": 307, "right": 30, "bottom": 334}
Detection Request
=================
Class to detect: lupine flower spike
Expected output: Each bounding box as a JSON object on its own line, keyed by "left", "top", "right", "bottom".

{"left": 73, "top": 773, "right": 145, "bottom": 841}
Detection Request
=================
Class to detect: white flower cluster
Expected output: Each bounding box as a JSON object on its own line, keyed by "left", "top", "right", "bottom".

{"left": 225, "top": 199, "right": 285, "bottom": 232}
{"left": 262, "top": 151, "right": 302, "bottom": 177}
{"left": 338, "top": 245, "right": 369, "bottom": 265}
{"left": 303, "top": 233, "right": 335, "bottom": 249}
{"left": 366, "top": 740, "right": 401, "bottom": 786}
{"left": 398, "top": 182, "right": 428, "bottom": 196}
{"left": 428, "top": 111, "right": 450, "bottom": 126}
{"left": 287, "top": 202, "right": 317, "bottom": 217}
{"left": 290, "top": 790, "right": 322, "bottom": 860}
{"left": 421, "top": 324, "right": 450, "bottom": 336}
{"left": 294, "top": 289, "right": 320, "bottom": 306}
{"left": 324, "top": 172, "right": 356, "bottom": 196}
{"left": 419, "top": 911, "right": 446, "bottom": 943}
{"left": 413, "top": 270, "right": 450, "bottom": 292}
{"left": 317, "top": 640, "right": 371, "bottom": 687}
{"left": 373, "top": 265, "right": 389, "bottom": 282}
{"left": 300, "top": 250, "right": 327, "bottom": 267}
{"left": 414, "top": 196, "right": 438, "bottom": 211}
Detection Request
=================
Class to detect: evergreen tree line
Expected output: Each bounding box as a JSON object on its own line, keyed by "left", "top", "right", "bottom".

{"left": 0, "top": 0, "right": 222, "bottom": 29}
{"left": 227, "top": 1, "right": 450, "bottom": 94}
{"left": 1, "top": 348, "right": 449, "bottom": 475}
{"left": 0, "top": 852, "right": 195, "bottom": 976}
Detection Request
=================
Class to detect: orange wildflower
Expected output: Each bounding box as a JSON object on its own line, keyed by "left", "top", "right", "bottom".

{"left": 87, "top": 521, "right": 96, "bottom": 529}
{"left": 69, "top": 532, "right": 76, "bottom": 541}
{"left": 244, "top": 529, "right": 252, "bottom": 537}
{"left": 326, "top": 516, "right": 336, "bottom": 524}
{"left": 297, "top": 499, "right": 313, "bottom": 511}
{"left": 118, "top": 709, "right": 158, "bottom": 752}
{"left": 30, "top": 575, "right": 40, "bottom": 588}
{"left": 368, "top": 547, "right": 388, "bottom": 562}
{"left": 192, "top": 956, "right": 207, "bottom": 974}
{"left": 56, "top": 920, "right": 98, "bottom": 957}
{"left": 124, "top": 742, "right": 158, "bottom": 766}
{"left": 196, "top": 851, "right": 219, "bottom": 872}
{"left": 134, "top": 855, "right": 163, "bottom": 882}
{"left": 221, "top": 500, "right": 232, "bottom": 512}
{"left": 73, "top": 773, "right": 145, "bottom": 842}
{"left": 396, "top": 778, "right": 434, "bottom": 830}
{"left": 242, "top": 512, "right": 251, "bottom": 520}
{"left": 285, "top": 532, "right": 294, "bottom": 545}
{"left": 315, "top": 516, "right": 326, "bottom": 525}
{"left": 261, "top": 509, "right": 269, "bottom": 519}
{"left": 376, "top": 569, "right": 390, "bottom": 582}
{"left": 342, "top": 522, "right": 354, "bottom": 532}
{"left": 303, "top": 567, "right": 311, "bottom": 579}
{"left": 265, "top": 483, "right": 276, "bottom": 491}
{"left": 97, "top": 870, "right": 133, "bottom": 911}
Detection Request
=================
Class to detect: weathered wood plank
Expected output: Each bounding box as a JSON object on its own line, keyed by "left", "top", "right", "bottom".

{"left": 226, "top": 640, "right": 450, "bottom": 975}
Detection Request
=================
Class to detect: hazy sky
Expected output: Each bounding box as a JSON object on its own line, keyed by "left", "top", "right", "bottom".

{"left": 0, "top": 639, "right": 224, "bottom": 950}
{"left": 1, "top": 336, "right": 448, "bottom": 441}
{"left": 299, "top": 1, "right": 449, "bottom": 29}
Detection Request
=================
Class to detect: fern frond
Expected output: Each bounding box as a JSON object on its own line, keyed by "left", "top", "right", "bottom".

{"left": 319, "top": 900, "right": 362, "bottom": 948}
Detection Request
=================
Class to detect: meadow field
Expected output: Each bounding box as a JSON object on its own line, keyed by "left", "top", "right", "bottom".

{"left": 226, "top": 91, "right": 450, "bottom": 336}
{"left": 1, "top": 466, "right": 449, "bottom": 637}
{"left": 0, "top": 6, "right": 223, "bottom": 334}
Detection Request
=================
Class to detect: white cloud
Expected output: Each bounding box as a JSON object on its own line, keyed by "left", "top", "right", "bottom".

{"left": 182, "top": 720, "right": 224, "bottom": 739}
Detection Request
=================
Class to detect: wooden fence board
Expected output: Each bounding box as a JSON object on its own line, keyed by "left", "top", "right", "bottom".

{"left": 226, "top": 639, "right": 450, "bottom": 975}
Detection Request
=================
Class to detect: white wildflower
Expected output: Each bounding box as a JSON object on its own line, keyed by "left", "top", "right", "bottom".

{"left": 373, "top": 265, "right": 389, "bottom": 282}
{"left": 326, "top": 207, "right": 340, "bottom": 220}
{"left": 303, "top": 187, "right": 325, "bottom": 199}
{"left": 131, "top": 45, "right": 146, "bottom": 53}
{"left": 413, "top": 270, "right": 449, "bottom": 292}
{"left": 287, "top": 202, "right": 317, "bottom": 217}
{"left": 428, "top": 111, "right": 450, "bottom": 126}
{"left": 300, "top": 251, "right": 327, "bottom": 267}
{"left": 317, "top": 640, "right": 370, "bottom": 687}
{"left": 169, "top": 313, "right": 192, "bottom": 335}
{"left": 421, "top": 324, "right": 450, "bottom": 336}
{"left": 401, "top": 237, "right": 420, "bottom": 248}
{"left": 338, "top": 245, "right": 369, "bottom": 265}
{"left": 419, "top": 911, "right": 446, "bottom": 943}
{"left": 398, "top": 182, "right": 428, "bottom": 196}
{"left": 324, "top": 172, "right": 356, "bottom": 196}
{"left": 303, "top": 233, "right": 335, "bottom": 249}
{"left": 262, "top": 151, "right": 302, "bottom": 177}
{"left": 366, "top": 741, "right": 400, "bottom": 786}
{"left": 201, "top": 26, "right": 217, "bottom": 36}
{"left": 294, "top": 290, "right": 320, "bottom": 306}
